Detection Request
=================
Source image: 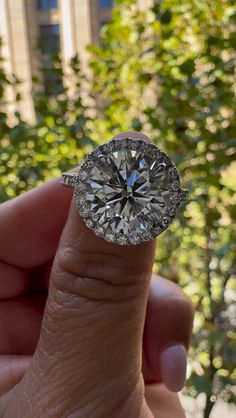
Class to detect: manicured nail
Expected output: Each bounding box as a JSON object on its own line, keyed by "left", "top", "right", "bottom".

{"left": 160, "top": 344, "right": 187, "bottom": 392}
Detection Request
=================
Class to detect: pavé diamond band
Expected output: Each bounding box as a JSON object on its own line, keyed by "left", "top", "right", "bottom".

{"left": 61, "top": 134, "right": 188, "bottom": 245}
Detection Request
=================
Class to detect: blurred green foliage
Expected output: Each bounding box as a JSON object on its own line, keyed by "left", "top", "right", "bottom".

{"left": 0, "top": 0, "right": 236, "bottom": 417}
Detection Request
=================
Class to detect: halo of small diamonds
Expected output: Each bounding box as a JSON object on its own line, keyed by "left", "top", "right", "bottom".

{"left": 73, "top": 137, "right": 186, "bottom": 245}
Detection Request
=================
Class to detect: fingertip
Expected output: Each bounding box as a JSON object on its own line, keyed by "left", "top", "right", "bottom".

{"left": 143, "top": 275, "right": 194, "bottom": 385}
{"left": 160, "top": 344, "right": 187, "bottom": 392}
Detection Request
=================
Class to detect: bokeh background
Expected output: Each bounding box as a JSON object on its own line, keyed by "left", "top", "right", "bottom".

{"left": 0, "top": 1, "right": 235, "bottom": 417}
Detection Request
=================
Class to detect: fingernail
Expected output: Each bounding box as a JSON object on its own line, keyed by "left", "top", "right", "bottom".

{"left": 160, "top": 344, "right": 187, "bottom": 392}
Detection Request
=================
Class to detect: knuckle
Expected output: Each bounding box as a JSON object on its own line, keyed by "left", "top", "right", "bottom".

{"left": 56, "top": 242, "right": 152, "bottom": 283}
{"left": 170, "top": 297, "right": 195, "bottom": 344}
{"left": 177, "top": 296, "right": 194, "bottom": 324}
{"left": 50, "top": 245, "right": 147, "bottom": 304}
{"left": 152, "top": 275, "right": 194, "bottom": 323}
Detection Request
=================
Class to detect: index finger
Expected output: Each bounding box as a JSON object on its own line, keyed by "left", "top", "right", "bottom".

{"left": 0, "top": 179, "right": 72, "bottom": 268}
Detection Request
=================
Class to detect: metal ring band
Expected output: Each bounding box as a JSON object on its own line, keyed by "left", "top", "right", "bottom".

{"left": 61, "top": 173, "right": 79, "bottom": 189}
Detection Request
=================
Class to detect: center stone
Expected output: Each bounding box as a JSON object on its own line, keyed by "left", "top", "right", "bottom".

{"left": 85, "top": 148, "right": 170, "bottom": 235}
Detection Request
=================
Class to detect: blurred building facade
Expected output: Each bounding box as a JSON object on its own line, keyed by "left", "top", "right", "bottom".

{"left": 0, "top": 0, "right": 151, "bottom": 122}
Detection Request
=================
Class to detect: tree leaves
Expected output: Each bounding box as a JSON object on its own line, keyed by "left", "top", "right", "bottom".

{"left": 179, "top": 58, "right": 196, "bottom": 76}
{"left": 189, "top": 373, "right": 212, "bottom": 396}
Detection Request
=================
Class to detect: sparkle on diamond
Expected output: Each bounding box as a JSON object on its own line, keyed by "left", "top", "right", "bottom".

{"left": 85, "top": 148, "right": 172, "bottom": 235}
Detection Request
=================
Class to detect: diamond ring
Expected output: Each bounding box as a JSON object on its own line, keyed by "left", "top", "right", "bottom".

{"left": 61, "top": 133, "right": 188, "bottom": 245}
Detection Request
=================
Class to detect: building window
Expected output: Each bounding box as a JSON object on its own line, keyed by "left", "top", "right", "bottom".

{"left": 39, "top": 24, "right": 60, "bottom": 54}
{"left": 38, "top": 24, "right": 63, "bottom": 94}
{"left": 37, "top": 0, "right": 58, "bottom": 10}
{"left": 99, "top": 0, "right": 114, "bottom": 7}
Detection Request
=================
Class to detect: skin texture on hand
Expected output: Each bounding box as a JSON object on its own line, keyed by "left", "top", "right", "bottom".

{"left": 0, "top": 134, "right": 194, "bottom": 418}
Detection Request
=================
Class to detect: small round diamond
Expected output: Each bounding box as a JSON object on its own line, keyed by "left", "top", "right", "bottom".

{"left": 85, "top": 218, "right": 94, "bottom": 228}
{"left": 129, "top": 234, "right": 141, "bottom": 245}
{"left": 116, "top": 235, "right": 128, "bottom": 246}
{"left": 78, "top": 204, "right": 89, "bottom": 217}
{"left": 171, "top": 180, "right": 180, "bottom": 191}
{"left": 105, "top": 232, "right": 114, "bottom": 242}
{"left": 95, "top": 226, "right": 105, "bottom": 236}
{"left": 76, "top": 137, "right": 185, "bottom": 245}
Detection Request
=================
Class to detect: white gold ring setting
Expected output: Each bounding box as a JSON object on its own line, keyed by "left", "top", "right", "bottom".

{"left": 61, "top": 134, "right": 188, "bottom": 245}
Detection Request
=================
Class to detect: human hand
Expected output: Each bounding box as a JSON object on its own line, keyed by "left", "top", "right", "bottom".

{"left": 0, "top": 176, "right": 193, "bottom": 417}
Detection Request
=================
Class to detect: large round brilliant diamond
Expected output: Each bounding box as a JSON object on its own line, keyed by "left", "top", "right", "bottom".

{"left": 77, "top": 138, "right": 183, "bottom": 245}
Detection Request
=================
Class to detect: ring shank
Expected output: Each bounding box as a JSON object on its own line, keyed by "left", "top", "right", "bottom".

{"left": 61, "top": 173, "right": 79, "bottom": 188}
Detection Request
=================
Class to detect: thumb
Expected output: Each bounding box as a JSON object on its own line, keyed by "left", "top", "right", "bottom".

{"left": 6, "top": 147, "right": 156, "bottom": 417}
